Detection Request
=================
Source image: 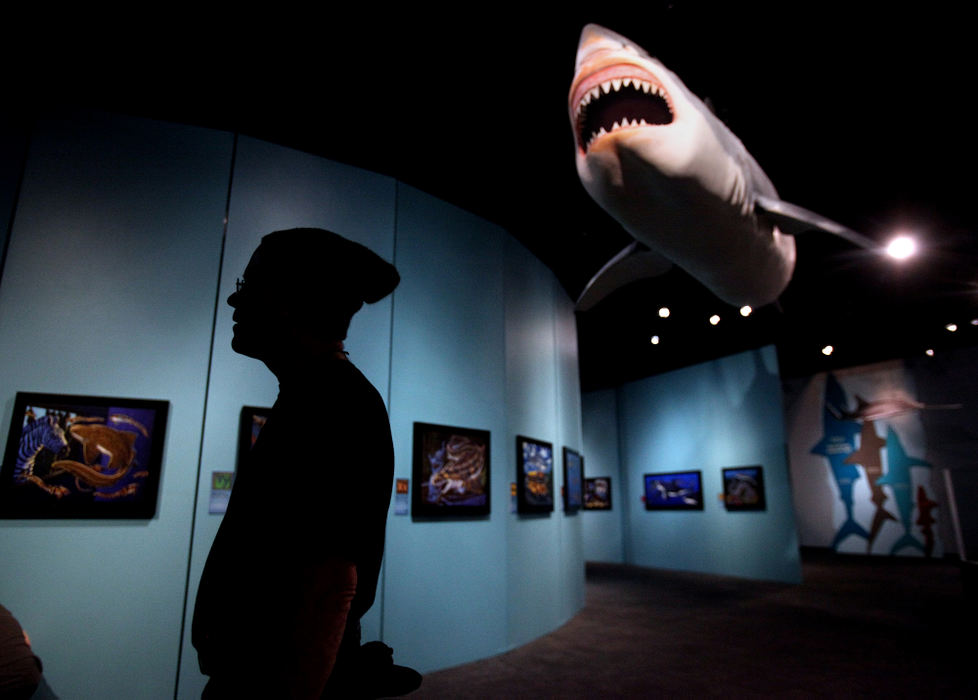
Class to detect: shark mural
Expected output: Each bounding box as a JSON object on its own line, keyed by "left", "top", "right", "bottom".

{"left": 568, "top": 24, "right": 876, "bottom": 310}
{"left": 809, "top": 372, "right": 942, "bottom": 556}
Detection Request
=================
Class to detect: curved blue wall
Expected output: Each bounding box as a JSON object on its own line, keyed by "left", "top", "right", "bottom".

{"left": 0, "top": 112, "right": 585, "bottom": 699}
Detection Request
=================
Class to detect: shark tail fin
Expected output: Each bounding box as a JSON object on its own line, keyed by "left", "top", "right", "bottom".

{"left": 831, "top": 517, "right": 870, "bottom": 549}
{"left": 755, "top": 195, "right": 877, "bottom": 250}
{"left": 576, "top": 241, "right": 672, "bottom": 311}
{"left": 889, "top": 533, "right": 925, "bottom": 556}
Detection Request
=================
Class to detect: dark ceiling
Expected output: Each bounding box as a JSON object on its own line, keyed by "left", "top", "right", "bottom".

{"left": 11, "top": 4, "right": 977, "bottom": 390}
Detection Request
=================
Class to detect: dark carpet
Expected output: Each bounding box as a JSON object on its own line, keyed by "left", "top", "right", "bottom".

{"left": 407, "top": 549, "right": 975, "bottom": 698}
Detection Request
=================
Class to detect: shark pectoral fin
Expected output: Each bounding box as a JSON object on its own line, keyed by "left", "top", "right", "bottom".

{"left": 576, "top": 241, "right": 673, "bottom": 311}
{"left": 754, "top": 195, "right": 877, "bottom": 250}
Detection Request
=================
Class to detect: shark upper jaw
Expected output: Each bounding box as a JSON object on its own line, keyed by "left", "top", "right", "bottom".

{"left": 569, "top": 25, "right": 675, "bottom": 155}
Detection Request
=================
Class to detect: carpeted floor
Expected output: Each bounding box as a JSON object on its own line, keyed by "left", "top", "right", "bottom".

{"left": 407, "top": 550, "right": 975, "bottom": 698}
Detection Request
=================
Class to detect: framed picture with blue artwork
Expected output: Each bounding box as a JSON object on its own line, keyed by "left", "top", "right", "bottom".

{"left": 562, "top": 447, "right": 584, "bottom": 513}
{"left": 412, "top": 422, "right": 490, "bottom": 518}
{"left": 643, "top": 470, "right": 704, "bottom": 511}
{"left": 0, "top": 392, "right": 169, "bottom": 519}
{"left": 583, "top": 476, "right": 612, "bottom": 510}
{"left": 516, "top": 435, "right": 554, "bottom": 514}
{"left": 722, "top": 465, "right": 766, "bottom": 511}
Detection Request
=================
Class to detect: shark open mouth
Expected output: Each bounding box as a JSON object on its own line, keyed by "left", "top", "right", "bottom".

{"left": 574, "top": 72, "right": 673, "bottom": 152}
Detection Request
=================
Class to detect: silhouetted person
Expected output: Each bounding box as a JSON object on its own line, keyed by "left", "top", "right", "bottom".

{"left": 192, "top": 229, "right": 419, "bottom": 698}
{"left": 0, "top": 604, "right": 57, "bottom": 700}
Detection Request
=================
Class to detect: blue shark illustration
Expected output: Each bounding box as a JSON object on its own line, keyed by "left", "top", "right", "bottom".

{"left": 877, "top": 427, "right": 931, "bottom": 555}
{"left": 810, "top": 375, "right": 866, "bottom": 548}
{"left": 569, "top": 24, "right": 877, "bottom": 310}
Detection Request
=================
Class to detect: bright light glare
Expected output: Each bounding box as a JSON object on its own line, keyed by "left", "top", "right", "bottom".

{"left": 886, "top": 235, "right": 917, "bottom": 260}
{"left": 650, "top": 335, "right": 660, "bottom": 345}
{"left": 822, "top": 345, "right": 834, "bottom": 356}
{"left": 926, "top": 348, "right": 935, "bottom": 357}
{"left": 739, "top": 305, "right": 752, "bottom": 317}
{"left": 709, "top": 315, "right": 720, "bottom": 326}
{"left": 946, "top": 323, "right": 958, "bottom": 332}
{"left": 658, "top": 307, "right": 670, "bottom": 318}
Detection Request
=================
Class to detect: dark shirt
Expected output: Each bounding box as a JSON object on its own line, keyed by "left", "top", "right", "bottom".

{"left": 0, "top": 604, "right": 41, "bottom": 700}
{"left": 192, "top": 357, "right": 394, "bottom": 682}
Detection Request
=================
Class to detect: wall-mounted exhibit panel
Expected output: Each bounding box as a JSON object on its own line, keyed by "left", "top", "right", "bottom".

{"left": 616, "top": 347, "right": 802, "bottom": 583}
{"left": 383, "top": 185, "right": 510, "bottom": 673}
{"left": 581, "top": 389, "right": 625, "bottom": 563}
{"left": 175, "top": 136, "right": 398, "bottom": 699}
{"left": 0, "top": 112, "right": 233, "bottom": 699}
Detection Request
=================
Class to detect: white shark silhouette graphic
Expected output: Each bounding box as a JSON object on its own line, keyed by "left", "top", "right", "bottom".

{"left": 569, "top": 24, "right": 875, "bottom": 310}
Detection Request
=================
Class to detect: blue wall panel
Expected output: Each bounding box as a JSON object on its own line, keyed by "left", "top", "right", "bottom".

{"left": 383, "top": 184, "right": 510, "bottom": 672}
{"left": 617, "top": 347, "right": 802, "bottom": 583}
{"left": 581, "top": 389, "right": 625, "bottom": 563}
{"left": 0, "top": 112, "right": 232, "bottom": 699}
{"left": 175, "top": 136, "right": 397, "bottom": 698}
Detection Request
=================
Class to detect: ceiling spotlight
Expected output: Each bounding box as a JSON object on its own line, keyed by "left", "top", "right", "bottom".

{"left": 650, "top": 335, "right": 660, "bottom": 345}
{"left": 822, "top": 345, "right": 834, "bottom": 356}
{"left": 946, "top": 323, "right": 958, "bottom": 332}
{"left": 971, "top": 319, "right": 978, "bottom": 326}
{"left": 658, "top": 307, "right": 670, "bottom": 318}
{"left": 709, "top": 314, "right": 720, "bottom": 326}
{"left": 739, "top": 305, "right": 752, "bottom": 317}
{"left": 926, "top": 348, "right": 935, "bottom": 357}
{"left": 885, "top": 234, "right": 917, "bottom": 261}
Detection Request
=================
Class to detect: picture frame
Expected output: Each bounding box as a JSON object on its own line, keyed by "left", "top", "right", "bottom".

{"left": 412, "top": 422, "right": 490, "bottom": 518}
{"left": 562, "top": 447, "right": 584, "bottom": 512}
{"left": 643, "top": 470, "right": 704, "bottom": 510}
{"left": 722, "top": 465, "right": 766, "bottom": 511}
{"left": 583, "top": 476, "right": 612, "bottom": 510}
{"left": 238, "top": 405, "right": 272, "bottom": 473}
{"left": 516, "top": 435, "right": 554, "bottom": 514}
{"left": 1, "top": 392, "right": 169, "bottom": 519}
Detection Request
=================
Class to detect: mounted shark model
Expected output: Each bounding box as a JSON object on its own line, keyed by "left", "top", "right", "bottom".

{"left": 569, "top": 24, "right": 875, "bottom": 310}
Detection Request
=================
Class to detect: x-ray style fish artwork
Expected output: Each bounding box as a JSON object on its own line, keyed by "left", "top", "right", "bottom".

{"left": 569, "top": 24, "right": 875, "bottom": 310}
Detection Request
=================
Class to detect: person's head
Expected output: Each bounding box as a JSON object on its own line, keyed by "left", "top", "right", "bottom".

{"left": 227, "top": 228, "right": 399, "bottom": 369}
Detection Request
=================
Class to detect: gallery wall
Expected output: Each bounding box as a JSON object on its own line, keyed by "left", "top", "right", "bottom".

{"left": 785, "top": 352, "right": 978, "bottom": 559}
{"left": 581, "top": 389, "right": 624, "bottom": 563}
{"left": 584, "top": 346, "right": 803, "bottom": 583}
{"left": 0, "top": 112, "right": 585, "bottom": 700}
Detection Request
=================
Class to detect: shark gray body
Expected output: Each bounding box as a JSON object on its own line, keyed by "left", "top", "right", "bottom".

{"left": 569, "top": 24, "right": 874, "bottom": 310}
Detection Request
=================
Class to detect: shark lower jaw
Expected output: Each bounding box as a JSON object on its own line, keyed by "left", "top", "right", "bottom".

{"left": 571, "top": 63, "right": 674, "bottom": 154}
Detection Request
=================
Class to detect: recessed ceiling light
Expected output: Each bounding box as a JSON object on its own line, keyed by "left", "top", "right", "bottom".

{"left": 650, "top": 335, "right": 660, "bottom": 345}
{"left": 709, "top": 314, "right": 720, "bottom": 326}
{"left": 946, "top": 323, "right": 958, "bottom": 332}
{"left": 739, "top": 305, "right": 752, "bottom": 317}
{"left": 822, "top": 345, "right": 834, "bottom": 356}
{"left": 658, "top": 307, "right": 670, "bottom": 318}
{"left": 885, "top": 234, "right": 917, "bottom": 260}
{"left": 926, "top": 348, "right": 935, "bottom": 357}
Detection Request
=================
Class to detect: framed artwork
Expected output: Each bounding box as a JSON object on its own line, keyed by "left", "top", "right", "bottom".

{"left": 1, "top": 392, "right": 169, "bottom": 519}
{"left": 722, "top": 465, "right": 766, "bottom": 511}
{"left": 238, "top": 405, "right": 272, "bottom": 472}
{"left": 412, "top": 422, "right": 490, "bottom": 517}
{"left": 644, "top": 470, "right": 704, "bottom": 510}
{"left": 562, "top": 447, "right": 584, "bottom": 512}
{"left": 583, "top": 476, "right": 612, "bottom": 510}
{"left": 516, "top": 435, "right": 554, "bottom": 514}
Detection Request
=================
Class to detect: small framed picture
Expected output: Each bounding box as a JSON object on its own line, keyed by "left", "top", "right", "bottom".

{"left": 516, "top": 435, "right": 554, "bottom": 514}
{"left": 583, "top": 476, "right": 612, "bottom": 510}
{"left": 412, "top": 422, "right": 490, "bottom": 517}
{"left": 643, "top": 470, "right": 704, "bottom": 510}
{"left": 238, "top": 406, "right": 272, "bottom": 472}
{"left": 722, "top": 465, "right": 766, "bottom": 511}
{"left": 562, "top": 447, "right": 584, "bottom": 513}
{"left": 1, "top": 392, "right": 169, "bottom": 519}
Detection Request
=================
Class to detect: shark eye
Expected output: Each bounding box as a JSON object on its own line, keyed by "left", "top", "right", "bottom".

{"left": 577, "top": 78, "right": 674, "bottom": 151}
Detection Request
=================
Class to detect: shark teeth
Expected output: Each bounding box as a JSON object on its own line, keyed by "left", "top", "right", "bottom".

{"left": 575, "top": 78, "right": 666, "bottom": 118}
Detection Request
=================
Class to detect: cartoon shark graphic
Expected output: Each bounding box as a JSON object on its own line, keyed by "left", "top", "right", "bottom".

{"left": 829, "top": 395, "right": 962, "bottom": 422}
{"left": 810, "top": 375, "right": 866, "bottom": 548}
{"left": 569, "top": 24, "right": 876, "bottom": 310}
{"left": 877, "top": 427, "right": 931, "bottom": 555}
